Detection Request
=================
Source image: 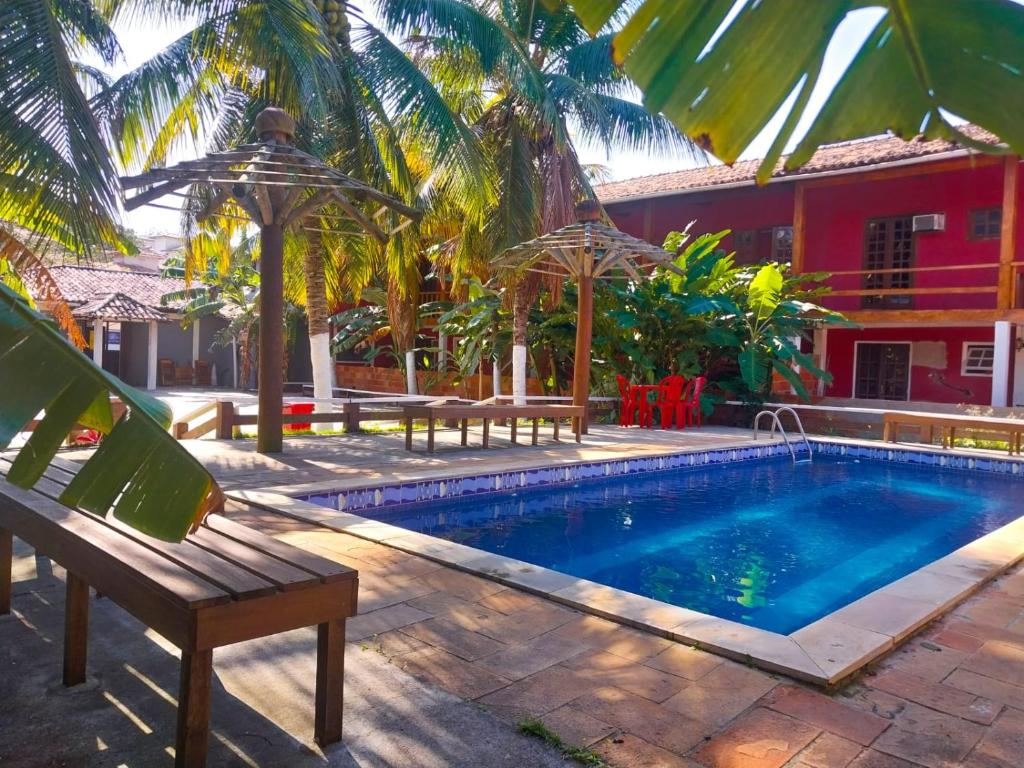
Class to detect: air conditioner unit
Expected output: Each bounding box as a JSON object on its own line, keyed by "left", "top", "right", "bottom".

{"left": 912, "top": 213, "right": 945, "bottom": 232}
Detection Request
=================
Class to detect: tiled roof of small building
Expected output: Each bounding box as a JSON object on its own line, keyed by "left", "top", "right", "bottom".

{"left": 595, "top": 125, "right": 1001, "bottom": 203}
{"left": 71, "top": 292, "right": 167, "bottom": 322}
{"left": 46, "top": 265, "right": 186, "bottom": 311}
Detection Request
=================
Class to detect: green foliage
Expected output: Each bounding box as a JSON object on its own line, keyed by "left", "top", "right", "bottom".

{"left": 516, "top": 719, "right": 608, "bottom": 767}
{"left": 0, "top": 282, "right": 219, "bottom": 542}
{"left": 570, "top": 1, "right": 1024, "bottom": 181}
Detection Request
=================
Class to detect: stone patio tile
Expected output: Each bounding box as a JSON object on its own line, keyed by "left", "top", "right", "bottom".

{"left": 847, "top": 750, "right": 920, "bottom": 768}
{"left": 959, "top": 641, "right": 1024, "bottom": 687}
{"left": 475, "top": 602, "right": 577, "bottom": 643}
{"left": 871, "top": 701, "right": 985, "bottom": 768}
{"left": 796, "top": 732, "right": 863, "bottom": 768}
{"left": 941, "top": 619, "right": 1024, "bottom": 650}
{"left": 883, "top": 569, "right": 978, "bottom": 608}
{"left": 478, "top": 664, "right": 602, "bottom": 714}
{"left": 930, "top": 629, "right": 986, "bottom": 653}
{"left": 418, "top": 567, "right": 507, "bottom": 602}
{"left": 763, "top": 685, "right": 889, "bottom": 745}
{"left": 475, "top": 633, "right": 583, "bottom": 680}
{"left": 877, "top": 638, "right": 967, "bottom": 683}
{"left": 838, "top": 685, "right": 910, "bottom": 723}
{"left": 593, "top": 733, "right": 701, "bottom": 768}
{"left": 791, "top": 618, "right": 892, "bottom": 684}
{"left": 944, "top": 669, "right": 1024, "bottom": 709}
{"left": 357, "top": 575, "right": 437, "bottom": 612}
{"left": 662, "top": 661, "right": 778, "bottom": 727}
{"left": 406, "top": 591, "right": 508, "bottom": 633}
{"left": 478, "top": 588, "right": 549, "bottom": 615}
{"left": 539, "top": 704, "right": 617, "bottom": 748}
{"left": 561, "top": 650, "right": 689, "bottom": 703}
{"left": 372, "top": 628, "right": 428, "bottom": 658}
{"left": 459, "top": 552, "right": 580, "bottom": 593}
{"left": 569, "top": 686, "right": 709, "bottom": 755}
{"left": 549, "top": 615, "right": 673, "bottom": 661}
{"left": 400, "top": 617, "right": 505, "bottom": 661}
{"left": 693, "top": 707, "right": 819, "bottom": 768}
{"left": 644, "top": 642, "right": 724, "bottom": 681}
{"left": 552, "top": 578, "right": 706, "bottom": 632}
{"left": 956, "top": 597, "right": 1024, "bottom": 631}
{"left": 828, "top": 593, "right": 942, "bottom": 642}
{"left": 868, "top": 669, "right": 1000, "bottom": 725}
{"left": 395, "top": 646, "right": 510, "bottom": 700}
{"left": 346, "top": 603, "right": 433, "bottom": 641}
{"left": 960, "top": 706, "right": 1024, "bottom": 768}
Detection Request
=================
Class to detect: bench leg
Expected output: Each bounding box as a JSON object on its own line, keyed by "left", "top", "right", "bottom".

{"left": 405, "top": 417, "right": 413, "bottom": 451}
{"left": 63, "top": 572, "right": 89, "bottom": 686}
{"left": 0, "top": 528, "right": 11, "bottom": 615}
{"left": 427, "top": 418, "right": 435, "bottom": 454}
{"left": 176, "top": 649, "right": 213, "bottom": 768}
{"left": 482, "top": 419, "right": 490, "bottom": 448}
{"left": 460, "top": 418, "right": 468, "bottom": 446}
{"left": 315, "top": 619, "right": 345, "bottom": 747}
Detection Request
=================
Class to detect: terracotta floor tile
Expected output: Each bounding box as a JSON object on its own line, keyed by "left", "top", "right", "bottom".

{"left": 593, "top": 733, "right": 702, "bottom": 768}
{"left": 478, "top": 664, "right": 601, "bottom": 714}
{"left": 478, "top": 588, "right": 549, "bottom": 614}
{"left": 540, "top": 704, "right": 617, "bottom": 748}
{"left": 570, "top": 686, "right": 709, "bottom": 755}
{"left": 955, "top": 598, "right": 1024, "bottom": 630}
{"left": 345, "top": 603, "right": 433, "bottom": 641}
{"left": 418, "top": 567, "right": 506, "bottom": 602}
{"left": 371, "top": 628, "right": 428, "bottom": 658}
{"left": 549, "top": 615, "right": 672, "bottom": 661}
{"left": 959, "top": 641, "right": 1024, "bottom": 687}
{"left": 475, "top": 632, "right": 582, "bottom": 680}
{"left": 871, "top": 701, "right": 985, "bottom": 768}
{"left": 930, "top": 629, "right": 986, "bottom": 654}
{"left": 645, "top": 643, "right": 725, "bottom": 681}
{"left": 663, "top": 661, "right": 778, "bottom": 727}
{"left": 878, "top": 639, "right": 967, "bottom": 683}
{"left": 477, "top": 602, "right": 577, "bottom": 643}
{"left": 693, "top": 707, "right": 819, "bottom": 768}
{"left": 796, "top": 732, "right": 863, "bottom": 768}
{"left": 847, "top": 750, "right": 921, "bottom": 768}
{"left": 395, "top": 646, "right": 509, "bottom": 700}
{"left": 405, "top": 591, "right": 507, "bottom": 632}
{"left": 838, "top": 685, "right": 909, "bottom": 723}
{"left": 942, "top": 619, "right": 1024, "bottom": 650}
{"left": 960, "top": 706, "right": 1024, "bottom": 768}
{"left": 869, "top": 669, "right": 1000, "bottom": 725}
{"left": 562, "top": 650, "right": 689, "bottom": 703}
{"left": 763, "top": 685, "right": 889, "bottom": 745}
{"left": 944, "top": 669, "right": 1024, "bottom": 710}
{"left": 399, "top": 617, "right": 505, "bottom": 661}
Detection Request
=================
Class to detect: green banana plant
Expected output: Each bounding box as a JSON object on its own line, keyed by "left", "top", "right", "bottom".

{"left": 0, "top": 283, "right": 221, "bottom": 542}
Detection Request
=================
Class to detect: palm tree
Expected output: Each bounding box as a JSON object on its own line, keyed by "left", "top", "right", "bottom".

{"left": 377, "top": 0, "right": 698, "bottom": 402}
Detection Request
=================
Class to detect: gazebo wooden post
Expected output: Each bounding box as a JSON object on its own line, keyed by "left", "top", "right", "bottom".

{"left": 572, "top": 270, "right": 594, "bottom": 435}
{"left": 257, "top": 220, "right": 285, "bottom": 453}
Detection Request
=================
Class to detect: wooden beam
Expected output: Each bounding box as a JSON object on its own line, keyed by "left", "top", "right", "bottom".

{"left": 829, "top": 286, "right": 995, "bottom": 297}
{"left": 998, "top": 155, "right": 1020, "bottom": 310}
{"left": 801, "top": 154, "right": 1003, "bottom": 190}
{"left": 792, "top": 182, "right": 806, "bottom": 273}
{"left": 842, "top": 308, "right": 1024, "bottom": 325}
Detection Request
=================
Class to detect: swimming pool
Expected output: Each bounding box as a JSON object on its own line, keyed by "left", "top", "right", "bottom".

{"left": 306, "top": 455, "right": 1022, "bottom": 634}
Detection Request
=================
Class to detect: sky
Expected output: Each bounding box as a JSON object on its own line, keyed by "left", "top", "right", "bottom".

{"left": 102, "top": 3, "right": 888, "bottom": 234}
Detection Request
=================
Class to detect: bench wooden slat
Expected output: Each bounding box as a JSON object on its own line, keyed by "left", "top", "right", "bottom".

{"left": 187, "top": 526, "right": 322, "bottom": 590}
{"left": 205, "top": 512, "right": 353, "bottom": 583}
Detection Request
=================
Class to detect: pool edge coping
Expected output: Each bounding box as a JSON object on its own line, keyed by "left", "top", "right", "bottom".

{"left": 228, "top": 439, "right": 1024, "bottom": 687}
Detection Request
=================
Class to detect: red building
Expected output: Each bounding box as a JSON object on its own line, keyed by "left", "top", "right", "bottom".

{"left": 597, "top": 127, "right": 1024, "bottom": 407}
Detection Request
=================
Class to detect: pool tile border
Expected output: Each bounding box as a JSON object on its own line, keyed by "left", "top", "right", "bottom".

{"left": 229, "top": 438, "right": 1024, "bottom": 687}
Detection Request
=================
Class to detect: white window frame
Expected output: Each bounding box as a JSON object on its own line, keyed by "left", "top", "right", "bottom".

{"left": 961, "top": 342, "right": 995, "bottom": 377}
{"left": 852, "top": 341, "right": 913, "bottom": 401}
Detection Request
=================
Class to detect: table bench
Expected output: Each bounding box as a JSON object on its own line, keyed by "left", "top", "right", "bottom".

{"left": 882, "top": 411, "right": 1024, "bottom": 455}
{"left": 401, "top": 404, "right": 584, "bottom": 453}
{"left": 0, "top": 456, "right": 358, "bottom": 768}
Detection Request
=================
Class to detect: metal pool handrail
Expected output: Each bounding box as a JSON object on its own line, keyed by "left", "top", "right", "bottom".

{"left": 753, "top": 407, "right": 813, "bottom": 463}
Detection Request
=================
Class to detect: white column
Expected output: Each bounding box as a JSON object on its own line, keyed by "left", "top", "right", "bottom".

{"left": 438, "top": 332, "right": 448, "bottom": 370}
{"left": 231, "top": 338, "right": 239, "bottom": 389}
{"left": 992, "top": 321, "right": 1012, "bottom": 407}
{"left": 309, "top": 331, "right": 335, "bottom": 432}
{"left": 92, "top": 318, "right": 103, "bottom": 366}
{"left": 146, "top": 321, "right": 159, "bottom": 390}
{"left": 512, "top": 344, "right": 528, "bottom": 405}
{"left": 191, "top": 317, "right": 200, "bottom": 363}
{"left": 492, "top": 355, "right": 502, "bottom": 399}
{"left": 405, "top": 349, "right": 417, "bottom": 394}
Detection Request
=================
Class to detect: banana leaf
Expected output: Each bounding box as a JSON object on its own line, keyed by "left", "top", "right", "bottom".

{"left": 570, "top": 0, "right": 1024, "bottom": 178}
{"left": 0, "top": 283, "right": 222, "bottom": 542}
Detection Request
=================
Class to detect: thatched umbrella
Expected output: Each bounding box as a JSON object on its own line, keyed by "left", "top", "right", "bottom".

{"left": 121, "top": 107, "right": 419, "bottom": 453}
{"left": 494, "top": 200, "right": 679, "bottom": 433}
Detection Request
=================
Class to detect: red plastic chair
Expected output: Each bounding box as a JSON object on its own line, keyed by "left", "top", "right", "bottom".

{"left": 616, "top": 374, "right": 639, "bottom": 426}
{"left": 650, "top": 375, "right": 686, "bottom": 429}
{"left": 678, "top": 376, "right": 707, "bottom": 428}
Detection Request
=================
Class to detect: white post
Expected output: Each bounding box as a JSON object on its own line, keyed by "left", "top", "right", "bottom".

{"left": 405, "top": 349, "right": 417, "bottom": 394}
{"left": 146, "top": 321, "right": 159, "bottom": 390}
{"left": 92, "top": 318, "right": 103, "bottom": 366}
{"left": 309, "top": 331, "right": 335, "bottom": 432}
{"left": 231, "top": 338, "right": 239, "bottom": 389}
{"left": 438, "top": 332, "right": 448, "bottom": 370}
{"left": 512, "top": 344, "right": 527, "bottom": 405}
{"left": 992, "top": 321, "right": 1013, "bottom": 407}
{"left": 191, "top": 317, "right": 200, "bottom": 362}
{"left": 492, "top": 354, "right": 502, "bottom": 399}
{"left": 813, "top": 327, "right": 829, "bottom": 397}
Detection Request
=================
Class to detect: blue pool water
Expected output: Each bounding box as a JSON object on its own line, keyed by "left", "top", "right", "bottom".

{"left": 308, "top": 457, "right": 1022, "bottom": 633}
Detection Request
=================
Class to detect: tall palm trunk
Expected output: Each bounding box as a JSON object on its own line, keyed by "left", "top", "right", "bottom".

{"left": 387, "top": 276, "right": 419, "bottom": 394}
{"left": 302, "top": 231, "right": 335, "bottom": 429}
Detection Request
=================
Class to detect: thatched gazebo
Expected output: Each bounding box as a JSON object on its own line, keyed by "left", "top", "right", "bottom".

{"left": 121, "top": 108, "right": 419, "bottom": 453}
{"left": 494, "top": 200, "right": 679, "bottom": 432}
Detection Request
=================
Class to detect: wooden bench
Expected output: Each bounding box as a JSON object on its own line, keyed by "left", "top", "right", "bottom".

{"left": 401, "top": 404, "right": 584, "bottom": 453}
{"left": 882, "top": 411, "right": 1024, "bottom": 455}
{"left": 0, "top": 456, "right": 358, "bottom": 768}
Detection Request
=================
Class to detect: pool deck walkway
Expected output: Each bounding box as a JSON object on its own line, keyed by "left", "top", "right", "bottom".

{"left": 7, "top": 425, "right": 1024, "bottom": 767}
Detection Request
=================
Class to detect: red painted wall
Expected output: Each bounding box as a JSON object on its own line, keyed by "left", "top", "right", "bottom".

{"left": 824, "top": 326, "right": 995, "bottom": 404}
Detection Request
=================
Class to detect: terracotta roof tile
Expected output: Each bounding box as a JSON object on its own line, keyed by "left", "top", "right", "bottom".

{"left": 71, "top": 292, "right": 167, "bottom": 322}
{"left": 46, "top": 265, "right": 186, "bottom": 310}
{"left": 595, "top": 125, "right": 1001, "bottom": 203}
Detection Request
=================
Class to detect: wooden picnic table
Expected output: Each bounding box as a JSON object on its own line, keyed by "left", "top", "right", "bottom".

{"left": 0, "top": 456, "right": 358, "bottom": 768}
{"left": 401, "top": 403, "right": 584, "bottom": 453}
{"left": 882, "top": 411, "right": 1024, "bottom": 455}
